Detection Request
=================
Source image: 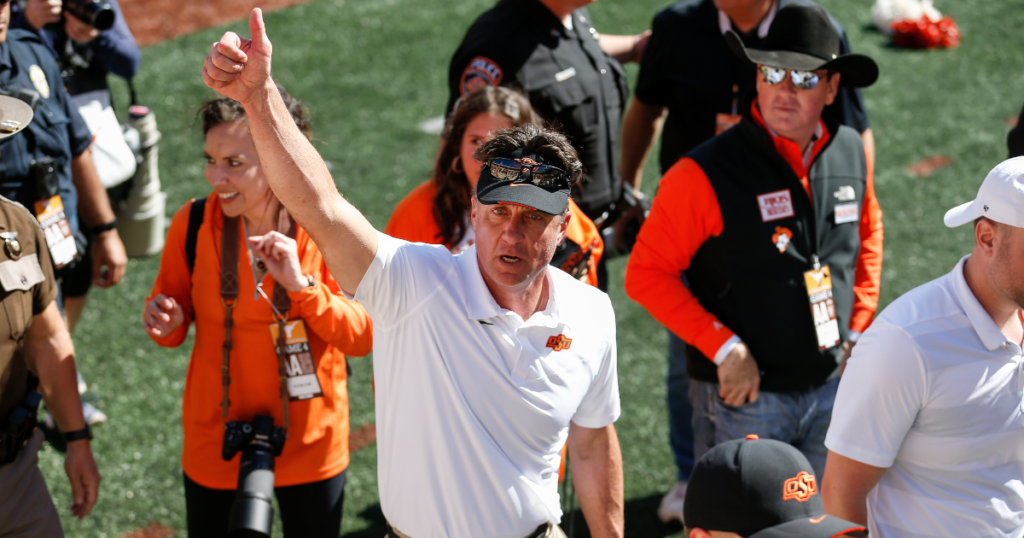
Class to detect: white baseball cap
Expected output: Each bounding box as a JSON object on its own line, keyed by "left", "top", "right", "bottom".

{"left": 944, "top": 157, "right": 1024, "bottom": 228}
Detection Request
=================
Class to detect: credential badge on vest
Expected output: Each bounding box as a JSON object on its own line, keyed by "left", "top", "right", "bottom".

{"left": 29, "top": 65, "right": 50, "bottom": 99}
{"left": 757, "top": 189, "right": 795, "bottom": 222}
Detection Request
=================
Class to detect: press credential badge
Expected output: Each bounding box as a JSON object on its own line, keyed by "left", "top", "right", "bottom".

{"left": 803, "top": 259, "right": 841, "bottom": 350}
{"left": 269, "top": 319, "right": 324, "bottom": 401}
{"left": 34, "top": 196, "right": 77, "bottom": 268}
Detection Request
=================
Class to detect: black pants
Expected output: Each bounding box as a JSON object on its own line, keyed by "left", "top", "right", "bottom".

{"left": 184, "top": 470, "right": 346, "bottom": 538}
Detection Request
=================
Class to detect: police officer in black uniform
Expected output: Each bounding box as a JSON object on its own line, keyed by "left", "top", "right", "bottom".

{"left": 448, "top": 0, "right": 650, "bottom": 279}
{"left": 0, "top": 0, "right": 126, "bottom": 292}
{"left": 0, "top": 94, "right": 100, "bottom": 537}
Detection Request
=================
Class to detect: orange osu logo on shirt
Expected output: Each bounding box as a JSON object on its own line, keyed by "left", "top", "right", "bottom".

{"left": 772, "top": 226, "right": 793, "bottom": 253}
{"left": 783, "top": 471, "right": 817, "bottom": 502}
{"left": 546, "top": 334, "right": 572, "bottom": 352}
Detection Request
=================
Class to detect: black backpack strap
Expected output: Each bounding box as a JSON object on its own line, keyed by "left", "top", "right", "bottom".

{"left": 186, "top": 197, "right": 207, "bottom": 276}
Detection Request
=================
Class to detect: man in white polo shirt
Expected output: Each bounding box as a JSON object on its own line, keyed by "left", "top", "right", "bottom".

{"left": 200, "top": 10, "right": 623, "bottom": 538}
{"left": 821, "top": 157, "right": 1024, "bottom": 537}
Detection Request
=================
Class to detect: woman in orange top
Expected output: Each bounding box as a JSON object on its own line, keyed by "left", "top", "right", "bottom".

{"left": 143, "top": 87, "right": 372, "bottom": 538}
{"left": 385, "top": 86, "right": 603, "bottom": 286}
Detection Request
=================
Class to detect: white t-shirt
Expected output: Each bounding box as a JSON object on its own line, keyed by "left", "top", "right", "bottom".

{"left": 354, "top": 232, "right": 620, "bottom": 538}
{"left": 826, "top": 256, "right": 1024, "bottom": 538}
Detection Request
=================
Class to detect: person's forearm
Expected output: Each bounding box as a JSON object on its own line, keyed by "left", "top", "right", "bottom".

{"left": 240, "top": 80, "right": 377, "bottom": 293}
{"left": 599, "top": 34, "right": 640, "bottom": 64}
{"left": 822, "top": 451, "right": 885, "bottom": 525}
{"left": 28, "top": 303, "right": 85, "bottom": 433}
{"left": 570, "top": 424, "right": 624, "bottom": 538}
{"left": 861, "top": 128, "right": 875, "bottom": 177}
{"left": 71, "top": 150, "right": 116, "bottom": 228}
{"left": 90, "top": 0, "right": 141, "bottom": 79}
{"left": 91, "top": 31, "right": 141, "bottom": 80}
{"left": 619, "top": 97, "right": 666, "bottom": 193}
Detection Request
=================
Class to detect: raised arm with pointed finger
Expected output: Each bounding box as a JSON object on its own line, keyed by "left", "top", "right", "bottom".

{"left": 201, "top": 9, "right": 377, "bottom": 294}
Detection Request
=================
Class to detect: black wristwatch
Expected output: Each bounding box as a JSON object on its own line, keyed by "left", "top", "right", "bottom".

{"left": 90, "top": 219, "right": 118, "bottom": 235}
{"left": 62, "top": 424, "right": 93, "bottom": 442}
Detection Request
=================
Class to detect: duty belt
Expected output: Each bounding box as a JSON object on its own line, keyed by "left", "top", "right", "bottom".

{"left": 0, "top": 374, "right": 42, "bottom": 465}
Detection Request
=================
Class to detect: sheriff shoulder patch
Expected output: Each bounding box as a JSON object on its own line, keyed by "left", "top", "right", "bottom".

{"left": 460, "top": 56, "right": 503, "bottom": 97}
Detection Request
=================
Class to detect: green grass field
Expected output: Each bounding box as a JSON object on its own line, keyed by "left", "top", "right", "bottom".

{"left": 33, "top": 0, "right": 1024, "bottom": 536}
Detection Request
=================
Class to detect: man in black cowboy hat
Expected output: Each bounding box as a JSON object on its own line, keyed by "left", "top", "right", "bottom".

{"left": 619, "top": 0, "right": 872, "bottom": 523}
{"left": 626, "top": 1, "right": 883, "bottom": 483}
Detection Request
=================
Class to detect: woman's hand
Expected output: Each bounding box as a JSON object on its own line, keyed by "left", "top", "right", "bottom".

{"left": 144, "top": 294, "right": 185, "bottom": 338}
{"left": 248, "top": 232, "right": 307, "bottom": 292}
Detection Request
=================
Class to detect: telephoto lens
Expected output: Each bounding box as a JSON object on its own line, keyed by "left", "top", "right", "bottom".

{"left": 222, "top": 415, "right": 287, "bottom": 537}
{"left": 63, "top": 0, "right": 115, "bottom": 31}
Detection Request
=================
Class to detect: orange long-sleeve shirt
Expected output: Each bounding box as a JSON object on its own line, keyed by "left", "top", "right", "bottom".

{"left": 146, "top": 197, "right": 373, "bottom": 489}
{"left": 625, "top": 105, "right": 883, "bottom": 363}
{"left": 384, "top": 179, "right": 605, "bottom": 287}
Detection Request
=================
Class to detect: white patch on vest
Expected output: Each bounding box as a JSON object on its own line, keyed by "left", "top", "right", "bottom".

{"left": 757, "top": 189, "right": 795, "bottom": 222}
{"left": 29, "top": 65, "right": 49, "bottom": 100}
{"left": 833, "top": 185, "right": 856, "bottom": 202}
{"left": 555, "top": 67, "right": 577, "bottom": 82}
{"left": 834, "top": 203, "right": 859, "bottom": 224}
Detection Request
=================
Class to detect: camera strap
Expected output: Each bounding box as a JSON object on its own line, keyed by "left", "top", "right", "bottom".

{"left": 220, "top": 215, "right": 240, "bottom": 421}
{"left": 220, "top": 212, "right": 296, "bottom": 430}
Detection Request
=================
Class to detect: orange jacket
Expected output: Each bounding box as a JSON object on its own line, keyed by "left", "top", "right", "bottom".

{"left": 146, "top": 196, "right": 373, "bottom": 489}
{"left": 625, "top": 104, "right": 883, "bottom": 362}
{"left": 385, "top": 180, "right": 605, "bottom": 287}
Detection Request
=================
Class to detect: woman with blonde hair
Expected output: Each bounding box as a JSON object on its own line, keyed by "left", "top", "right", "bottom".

{"left": 143, "top": 85, "right": 372, "bottom": 537}
{"left": 386, "top": 85, "right": 603, "bottom": 285}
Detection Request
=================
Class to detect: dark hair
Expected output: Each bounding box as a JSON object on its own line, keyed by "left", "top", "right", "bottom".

{"left": 432, "top": 86, "right": 540, "bottom": 247}
{"left": 198, "top": 83, "right": 311, "bottom": 139}
{"left": 474, "top": 123, "right": 583, "bottom": 189}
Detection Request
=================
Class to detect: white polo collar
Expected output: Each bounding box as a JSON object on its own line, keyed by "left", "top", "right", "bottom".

{"left": 457, "top": 245, "right": 565, "bottom": 329}
{"left": 719, "top": 0, "right": 777, "bottom": 39}
{"left": 951, "top": 255, "right": 1018, "bottom": 352}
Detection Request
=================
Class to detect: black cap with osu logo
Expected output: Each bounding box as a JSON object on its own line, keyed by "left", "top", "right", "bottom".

{"left": 684, "top": 435, "right": 867, "bottom": 537}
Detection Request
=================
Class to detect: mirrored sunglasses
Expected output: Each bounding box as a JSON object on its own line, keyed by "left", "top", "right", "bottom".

{"left": 487, "top": 157, "right": 568, "bottom": 189}
{"left": 759, "top": 65, "right": 821, "bottom": 90}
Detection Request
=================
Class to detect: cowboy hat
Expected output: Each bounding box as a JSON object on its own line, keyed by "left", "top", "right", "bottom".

{"left": 725, "top": 4, "right": 879, "bottom": 88}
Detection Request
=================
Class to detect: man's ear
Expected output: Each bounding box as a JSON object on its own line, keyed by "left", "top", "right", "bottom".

{"left": 471, "top": 197, "right": 479, "bottom": 225}
{"left": 824, "top": 72, "right": 841, "bottom": 106}
{"left": 556, "top": 209, "right": 571, "bottom": 242}
{"left": 975, "top": 217, "right": 1000, "bottom": 257}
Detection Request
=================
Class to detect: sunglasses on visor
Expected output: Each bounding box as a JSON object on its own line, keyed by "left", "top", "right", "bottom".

{"left": 487, "top": 158, "right": 568, "bottom": 189}
{"left": 759, "top": 65, "right": 822, "bottom": 90}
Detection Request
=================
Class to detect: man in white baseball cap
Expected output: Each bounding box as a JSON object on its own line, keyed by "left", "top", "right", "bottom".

{"left": 821, "top": 157, "right": 1024, "bottom": 537}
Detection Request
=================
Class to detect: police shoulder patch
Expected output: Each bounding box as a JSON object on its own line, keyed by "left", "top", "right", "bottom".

{"left": 460, "top": 56, "right": 503, "bottom": 97}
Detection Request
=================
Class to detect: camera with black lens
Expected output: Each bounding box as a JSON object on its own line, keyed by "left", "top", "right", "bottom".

{"left": 221, "top": 415, "right": 287, "bottom": 537}
{"left": 63, "top": 0, "right": 116, "bottom": 31}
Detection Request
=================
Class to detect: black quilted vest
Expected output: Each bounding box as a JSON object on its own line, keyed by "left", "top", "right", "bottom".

{"left": 685, "top": 107, "right": 867, "bottom": 393}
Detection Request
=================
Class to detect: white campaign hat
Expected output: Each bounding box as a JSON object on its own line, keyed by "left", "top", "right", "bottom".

{"left": 944, "top": 157, "right": 1024, "bottom": 228}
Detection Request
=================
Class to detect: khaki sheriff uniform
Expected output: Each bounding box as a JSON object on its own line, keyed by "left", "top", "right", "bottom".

{"left": 0, "top": 194, "right": 62, "bottom": 538}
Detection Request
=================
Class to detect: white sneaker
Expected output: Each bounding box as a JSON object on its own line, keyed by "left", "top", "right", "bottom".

{"left": 658, "top": 480, "right": 688, "bottom": 524}
{"left": 77, "top": 372, "right": 87, "bottom": 395}
{"left": 82, "top": 401, "right": 108, "bottom": 426}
